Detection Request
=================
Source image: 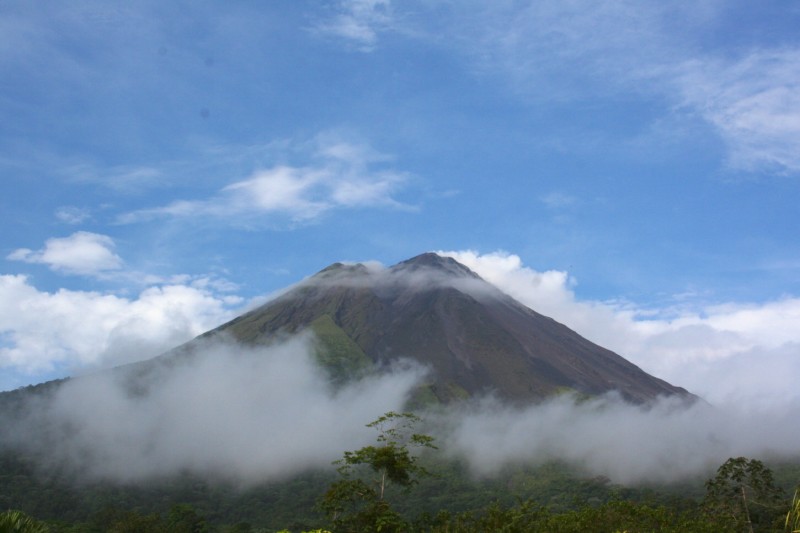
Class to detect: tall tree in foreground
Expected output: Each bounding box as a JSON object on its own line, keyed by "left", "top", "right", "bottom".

{"left": 703, "top": 456, "right": 784, "bottom": 533}
{"left": 319, "top": 412, "right": 436, "bottom": 533}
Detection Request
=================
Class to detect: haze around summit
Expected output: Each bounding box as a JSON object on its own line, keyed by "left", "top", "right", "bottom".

{"left": 1, "top": 0, "right": 800, "bottom": 416}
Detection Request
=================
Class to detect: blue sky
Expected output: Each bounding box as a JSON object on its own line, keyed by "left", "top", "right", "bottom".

{"left": 2, "top": 1, "right": 800, "bottom": 403}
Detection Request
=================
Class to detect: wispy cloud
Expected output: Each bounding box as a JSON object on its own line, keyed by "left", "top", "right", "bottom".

{"left": 64, "top": 162, "right": 164, "bottom": 192}
{"left": 54, "top": 206, "right": 91, "bottom": 225}
{"left": 312, "top": 0, "right": 394, "bottom": 52}
{"left": 7, "top": 232, "right": 123, "bottom": 276}
{"left": 673, "top": 49, "right": 800, "bottom": 174}
{"left": 450, "top": 1, "right": 679, "bottom": 98}
{"left": 403, "top": 1, "right": 800, "bottom": 175}
{"left": 540, "top": 191, "right": 578, "bottom": 209}
{"left": 119, "top": 137, "right": 414, "bottom": 225}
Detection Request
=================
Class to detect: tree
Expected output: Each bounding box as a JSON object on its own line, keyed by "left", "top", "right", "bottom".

{"left": 319, "top": 411, "right": 436, "bottom": 532}
{"left": 703, "top": 457, "right": 784, "bottom": 533}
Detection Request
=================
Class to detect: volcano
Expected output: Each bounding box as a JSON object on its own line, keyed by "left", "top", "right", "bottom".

{"left": 201, "top": 252, "right": 692, "bottom": 404}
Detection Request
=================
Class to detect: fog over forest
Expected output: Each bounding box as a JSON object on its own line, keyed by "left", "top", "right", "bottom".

{"left": 4, "top": 333, "right": 799, "bottom": 487}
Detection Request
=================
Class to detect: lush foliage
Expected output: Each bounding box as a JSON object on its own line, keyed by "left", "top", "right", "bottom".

{"left": 414, "top": 498, "right": 728, "bottom": 533}
{"left": 2, "top": 460, "right": 798, "bottom": 533}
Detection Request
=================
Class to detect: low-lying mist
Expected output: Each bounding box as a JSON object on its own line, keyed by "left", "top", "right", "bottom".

{"left": 3, "top": 333, "right": 799, "bottom": 487}
{"left": 3, "top": 335, "right": 425, "bottom": 485}
{"left": 437, "top": 393, "right": 800, "bottom": 485}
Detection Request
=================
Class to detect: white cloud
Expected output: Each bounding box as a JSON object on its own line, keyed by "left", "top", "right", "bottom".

{"left": 439, "top": 250, "right": 800, "bottom": 408}
{"left": 0, "top": 274, "right": 236, "bottom": 378}
{"left": 224, "top": 166, "right": 330, "bottom": 219}
{"left": 119, "top": 137, "right": 411, "bottom": 224}
{"left": 7, "top": 231, "right": 123, "bottom": 276}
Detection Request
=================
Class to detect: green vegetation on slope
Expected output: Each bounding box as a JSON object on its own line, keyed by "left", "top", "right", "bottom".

{"left": 309, "top": 314, "right": 373, "bottom": 385}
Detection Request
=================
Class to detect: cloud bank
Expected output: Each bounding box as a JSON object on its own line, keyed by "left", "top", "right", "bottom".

{"left": 5, "top": 337, "right": 799, "bottom": 488}
{"left": 0, "top": 273, "right": 236, "bottom": 380}
{"left": 439, "top": 392, "right": 800, "bottom": 485}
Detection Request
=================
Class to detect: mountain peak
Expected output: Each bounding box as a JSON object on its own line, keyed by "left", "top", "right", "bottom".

{"left": 390, "top": 252, "right": 482, "bottom": 280}
{"left": 314, "top": 261, "right": 371, "bottom": 279}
